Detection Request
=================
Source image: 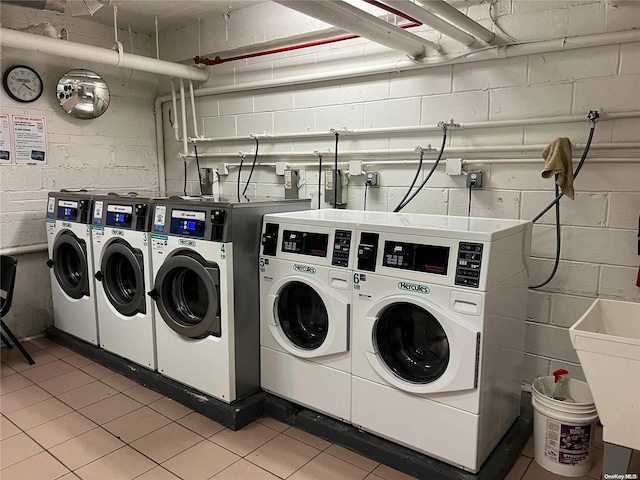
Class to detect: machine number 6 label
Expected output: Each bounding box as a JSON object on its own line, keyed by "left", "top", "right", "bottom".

{"left": 353, "top": 273, "right": 360, "bottom": 284}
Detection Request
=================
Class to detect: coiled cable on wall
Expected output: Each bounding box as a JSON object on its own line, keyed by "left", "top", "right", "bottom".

{"left": 529, "top": 111, "right": 599, "bottom": 289}
{"left": 395, "top": 127, "right": 448, "bottom": 212}
{"left": 194, "top": 144, "right": 203, "bottom": 196}
{"left": 236, "top": 154, "right": 245, "bottom": 202}
{"left": 242, "top": 137, "right": 259, "bottom": 197}
{"left": 317, "top": 153, "right": 322, "bottom": 210}
{"left": 393, "top": 149, "right": 424, "bottom": 213}
{"left": 333, "top": 132, "right": 339, "bottom": 209}
{"left": 183, "top": 160, "right": 187, "bottom": 196}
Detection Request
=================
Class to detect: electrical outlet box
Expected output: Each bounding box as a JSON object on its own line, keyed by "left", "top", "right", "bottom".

{"left": 365, "top": 171, "right": 379, "bottom": 187}
{"left": 325, "top": 169, "right": 348, "bottom": 206}
{"left": 466, "top": 171, "right": 484, "bottom": 188}
{"left": 284, "top": 169, "right": 299, "bottom": 199}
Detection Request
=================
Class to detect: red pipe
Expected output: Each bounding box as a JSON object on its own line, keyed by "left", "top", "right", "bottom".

{"left": 363, "top": 0, "right": 422, "bottom": 24}
{"left": 195, "top": 21, "right": 421, "bottom": 66}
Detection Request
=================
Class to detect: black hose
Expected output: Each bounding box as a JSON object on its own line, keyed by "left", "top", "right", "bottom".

{"left": 334, "top": 133, "right": 339, "bottom": 208}
{"left": 236, "top": 155, "right": 245, "bottom": 202}
{"left": 467, "top": 183, "right": 472, "bottom": 217}
{"left": 242, "top": 137, "right": 259, "bottom": 197}
{"left": 194, "top": 144, "right": 203, "bottom": 196}
{"left": 318, "top": 153, "right": 322, "bottom": 209}
{"left": 392, "top": 150, "right": 423, "bottom": 212}
{"left": 529, "top": 117, "right": 598, "bottom": 289}
{"left": 396, "top": 129, "right": 448, "bottom": 212}
{"left": 530, "top": 183, "right": 562, "bottom": 289}
{"left": 532, "top": 124, "right": 595, "bottom": 223}
{"left": 183, "top": 161, "right": 187, "bottom": 196}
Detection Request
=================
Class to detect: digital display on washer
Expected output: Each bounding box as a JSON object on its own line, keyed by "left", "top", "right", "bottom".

{"left": 57, "top": 200, "right": 79, "bottom": 221}
{"left": 106, "top": 205, "right": 133, "bottom": 228}
{"left": 282, "top": 230, "right": 328, "bottom": 257}
{"left": 169, "top": 210, "right": 206, "bottom": 238}
{"left": 383, "top": 241, "right": 449, "bottom": 275}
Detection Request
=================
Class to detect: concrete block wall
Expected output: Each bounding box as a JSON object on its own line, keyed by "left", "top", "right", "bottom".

{"left": 163, "top": 0, "right": 640, "bottom": 387}
{"left": 0, "top": 5, "right": 159, "bottom": 338}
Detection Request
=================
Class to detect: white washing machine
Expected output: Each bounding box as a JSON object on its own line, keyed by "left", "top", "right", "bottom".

{"left": 350, "top": 213, "right": 532, "bottom": 473}
{"left": 91, "top": 193, "right": 156, "bottom": 369}
{"left": 46, "top": 191, "right": 98, "bottom": 345}
{"left": 149, "top": 197, "right": 309, "bottom": 403}
{"left": 259, "top": 209, "right": 373, "bottom": 422}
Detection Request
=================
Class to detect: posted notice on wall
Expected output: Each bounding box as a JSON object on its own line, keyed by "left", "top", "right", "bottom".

{"left": 12, "top": 115, "right": 48, "bottom": 165}
{"left": 0, "top": 114, "right": 11, "bottom": 164}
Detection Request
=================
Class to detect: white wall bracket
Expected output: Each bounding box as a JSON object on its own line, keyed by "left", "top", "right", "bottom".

{"left": 446, "top": 158, "right": 463, "bottom": 176}
{"left": 275, "top": 162, "right": 288, "bottom": 176}
{"left": 349, "top": 161, "right": 363, "bottom": 176}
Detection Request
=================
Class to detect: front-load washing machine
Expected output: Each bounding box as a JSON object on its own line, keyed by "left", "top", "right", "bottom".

{"left": 259, "top": 209, "right": 373, "bottom": 422}
{"left": 350, "top": 213, "right": 532, "bottom": 473}
{"left": 149, "top": 197, "right": 309, "bottom": 403}
{"left": 91, "top": 193, "right": 156, "bottom": 369}
{"left": 46, "top": 191, "right": 98, "bottom": 345}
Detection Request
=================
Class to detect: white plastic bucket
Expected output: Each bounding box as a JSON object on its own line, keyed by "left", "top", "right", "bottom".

{"left": 531, "top": 376, "right": 598, "bottom": 477}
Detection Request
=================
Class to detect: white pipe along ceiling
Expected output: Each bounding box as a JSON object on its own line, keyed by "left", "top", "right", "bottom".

{"left": 0, "top": 28, "right": 208, "bottom": 81}
{"left": 273, "top": 0, "right": 440, "bottom": 57}
{"left": 418, "top": 0, "right": 495, "bottom": 43}
{"left": 382, "top": 0, "right": 478, "bottom": 46}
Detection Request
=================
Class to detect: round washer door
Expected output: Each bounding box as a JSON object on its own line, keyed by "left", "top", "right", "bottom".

{"left": 52, "top": 230, "right": 90, "bottom": 299}
{"left": 99, "top": 240, "right": 146, "bottom": 316}
{"left": 276, "top": 280, "right": 329, "bottom": 350}
{"left": 153, "top": 251, "right": 221, "bottom": 339}
{"left": 374, "top": 302, "right": 449, "bottom": 384}
{"left": 364, "top": 297, "right": 480, "bottom": 394}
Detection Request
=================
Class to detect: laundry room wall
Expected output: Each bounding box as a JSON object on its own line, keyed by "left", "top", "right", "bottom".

{"left": 160, "top": 0, "right": 640, "bottom": 388}
{"left": 0, "top": 4, "right": 160, "bottom": 338}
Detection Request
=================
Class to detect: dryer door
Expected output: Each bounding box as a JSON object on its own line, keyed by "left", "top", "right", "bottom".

{"left": 153, "top": 251, "right": 221, "bottom": 339}
{"left": 365, "top": 296, "right": 479, "bottom": 394}
{"left": 51, "top": 230, "right": 90, "bottom": 299}
{"left": 266, "top": 275, "right": 349, "bottom": 358}
{"left": 98, "top": 240, "right": 145, "bottom": 317}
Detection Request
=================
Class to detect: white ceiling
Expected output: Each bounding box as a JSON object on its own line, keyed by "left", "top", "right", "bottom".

{"left": 87, "top": 0, "right": 261, "bottom": 34}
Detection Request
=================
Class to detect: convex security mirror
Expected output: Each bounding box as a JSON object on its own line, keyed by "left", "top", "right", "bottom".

{"left": 56, "top": 69, "right": 110, "bottom": 119}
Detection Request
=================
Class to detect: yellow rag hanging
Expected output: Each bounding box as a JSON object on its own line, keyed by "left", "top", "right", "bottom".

{"left": 541, "top": 137, "right": 574, "bottom": 200}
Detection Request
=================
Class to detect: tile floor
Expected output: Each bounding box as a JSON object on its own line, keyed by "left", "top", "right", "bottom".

{"left": 1, "top": 338, "right": 638, "bottom": 480}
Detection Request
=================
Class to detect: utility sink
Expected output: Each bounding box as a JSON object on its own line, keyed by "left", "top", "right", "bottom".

{"left": 570, "top": 299, "right": 640, "bottom": 451}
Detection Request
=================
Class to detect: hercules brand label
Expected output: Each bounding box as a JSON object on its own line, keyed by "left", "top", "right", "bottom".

{"left": 398, "top": 281, "right": 430, "bottom": 294}
{"left": 111, "top": 229, "right": 124, "bottom": 237}
{"left": 61, "top": 222, "right": 72, "bottom": 228}
{"left": 293, "top": 264, "right": 316, "bottom": 275}
{"left": 179, "top": 239, "right": 196, "bottom": 248}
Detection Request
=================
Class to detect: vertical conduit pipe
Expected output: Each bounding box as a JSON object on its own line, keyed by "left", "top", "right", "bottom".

{"left": 189, "top": 80, "right": 199, "bottom": 139}
{"left": 169, "top": 79, "right": 181, "bottom": 141}
{"left": 179, "top": 78, "right": 189, "bottom": 156}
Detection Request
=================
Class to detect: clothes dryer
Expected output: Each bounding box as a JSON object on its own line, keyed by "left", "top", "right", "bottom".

{"left": 46, "top": 191, "right": 98, "bottom": 345}
{"left": 91, "top": 193, "right": 156, "bottom": 369}
{"left": 149, "top": 197, "right": 309, "bottom": 403}
{"left": 350, "top": 213, "right": 532, "bottom": 473}
{"left": 259, "top": 210, "right": 373, "bottom": 422}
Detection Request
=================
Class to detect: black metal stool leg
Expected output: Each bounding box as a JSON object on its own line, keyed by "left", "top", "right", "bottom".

{"left": 1, "top": 332, "right": 13, "bottom": 348}
{"left": 0, "top": 321, "right": 35, "bottom": 365}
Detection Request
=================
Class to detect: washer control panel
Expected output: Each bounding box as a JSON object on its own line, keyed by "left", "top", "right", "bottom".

{"left": 331, "top": 230, "right": 352, "bottom": 267}
{"left": 455, "top": 242, "right": 483, "bottom": 288}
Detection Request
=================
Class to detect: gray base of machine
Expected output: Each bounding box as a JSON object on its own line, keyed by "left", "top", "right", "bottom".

{"left": 46, "top": 327, "right": 264, "bottom": 430}
{"left": 45, "top": 326, "right": 532, "bottom": 477}
{"left": 264, "top": 393, "right": 533, "bottom": 480}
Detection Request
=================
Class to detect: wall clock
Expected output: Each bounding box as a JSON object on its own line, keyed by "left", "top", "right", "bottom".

{"left": 3, "top": 65, "right": 44, "bottom": 103}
